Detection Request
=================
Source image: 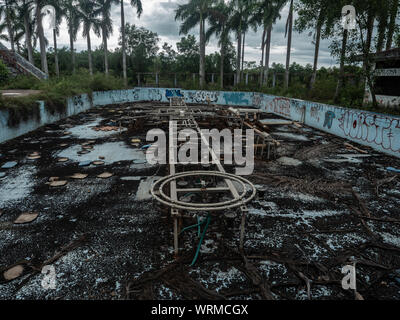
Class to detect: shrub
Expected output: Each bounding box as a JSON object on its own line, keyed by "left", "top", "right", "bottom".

{"left": 1, "top": 75, "right": 41, "bottom": 90}
{"left": 0, "top": 60, "right": 10, "bottom": 85}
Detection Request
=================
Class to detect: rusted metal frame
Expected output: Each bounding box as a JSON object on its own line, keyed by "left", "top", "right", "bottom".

{"left": 176, "top": 187, "right": 231, "bottom": 193}
{"left": 194, "top": 118, "right": 249, "bottom": 250}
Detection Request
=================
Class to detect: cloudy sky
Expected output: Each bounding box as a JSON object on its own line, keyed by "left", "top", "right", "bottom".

{"left": 40, "top": 0, "right": 339, "bottom": 67}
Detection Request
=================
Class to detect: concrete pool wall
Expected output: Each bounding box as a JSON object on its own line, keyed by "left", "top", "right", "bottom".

{"left": 1, "top": 87, "right": 400, "bottom": 158}
{"left": 0, "top": 93, "right": 91, "bottom": 143}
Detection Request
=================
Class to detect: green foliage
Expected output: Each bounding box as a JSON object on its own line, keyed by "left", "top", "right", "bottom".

{"left": 0, "top": 72, "right": 125, "bottom": 126}
{"left": 0, "top": 60, "right": 9, "bottom": 85}
{"left": 1, "top": 75, "right": 41, "bottom": 90}
{"left": 121, "top": 23, "right": 160, "bottom": 74}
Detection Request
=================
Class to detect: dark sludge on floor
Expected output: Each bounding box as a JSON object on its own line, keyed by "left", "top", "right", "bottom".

{"left": 1, "top": 101, "right": 400, "bottom": 300}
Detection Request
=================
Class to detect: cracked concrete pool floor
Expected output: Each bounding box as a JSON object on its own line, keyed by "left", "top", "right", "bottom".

{"left": 0, "top": 102, "right": 400, "bottom": 300}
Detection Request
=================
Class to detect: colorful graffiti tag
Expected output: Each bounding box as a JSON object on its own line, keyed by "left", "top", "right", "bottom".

{"left": 323, "top": 111, "right": 336, "bottom": 129}
{"left": 223, "top": 92, "right": 249, "bottom": 106}
{"left": 338, "top": 110, "right": 400, "bottom": 153}
{"left": 147, "top": 89, "right": 163, "bottom": 102}
{"left": 188, "top": 91, "right": 219, "bottom": 103}
{"left": 252, "top": 93, "right": 264, "bottom": 108}
{"left": 266, "top": 97, "right": 291, "bottom": 118}
{"left": 165, "top": 89, "right": 184, "bottom": 99}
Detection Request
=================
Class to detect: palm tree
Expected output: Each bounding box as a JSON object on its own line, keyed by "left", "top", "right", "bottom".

{"left": 78, "top": 0, "right": 101, "bottom": 76}
{"left": 206, "top": 0, "right": 231, "bottom": 88}
{"left": 284, "top": 0, "right": 294, "bottom": 89}
{"left": 94, "top": 0, "right": 115, "bottom": 75}
{"left": 35, "top": 0, "right": 48, "bottom": 76}
{"left": 120, "top": 0, "right": 143, "bottom": 87}
{"left": 18, "top": 0, "right": 35, "bottom": 64}
{"left": 295, "top": 0, "right": 335, "bottom": 89}
{"left": 376, "top": 0, "right": 389, "bottom": 52}
{"left": 0, "top": 11, "right": 25, "bottom": 54}
{"left": 175, "top": 0, "right": 212, "bottom": 89}
{"left": 386, "top": 0, "right": 399, "bottom": 50}
{"left": 228, "top": 0, "right": 245, "bottom": 85}
{"left": 250, "top": 0, "right": 285, "bottom": 87}
{"left": 0, "top": 0, "right": 16, "bottom": 52}
{"left": 229, "top": 0, "right": 256, "bottom": 85}
{"left": 61, "top": 0, "right": 80, "bottom": 74}
{"left": 43, "top": 0, "right": 62, "bottom": 76}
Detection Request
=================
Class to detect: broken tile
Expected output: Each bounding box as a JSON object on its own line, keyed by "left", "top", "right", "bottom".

{"left": 14, "top": 212, "right": 39, "bottom": 224}
{"left": 70, "top": 173, "right": 88, "bottom": 180}
{"left": 1, "top": 161, "right": 18, "bottom": 169}
{"left": 49, "top": 180, "right": 68, "bottom": 187}
{"left": 27, "top": 153, "right": 41, "bottom": 160}
{"left": 97, "top": 172, "right": 113, "bottom": 179}
{"left": 3, "top": 265, "right": 24, "bottom": 281}
{"left": 0, "top": 172, "right": 6, "bottom": 178}
{"left": 120, "top": 176, "right": 142, "bottom": 181}
{"left": 79, "top": 161, "right": 92, "bottom": 167}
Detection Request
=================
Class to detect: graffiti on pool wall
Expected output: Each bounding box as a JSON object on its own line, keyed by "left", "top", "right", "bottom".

{"left": 338, "top": 110, "right": 400, "bottom": 153}
{"left": 165, "top": 89, "right": 184, "bottom": 99}
{"left": 323, "top": 111, "right": 336, "bottom": 129}
{"left": 291, "top": 100, "right": 307, "bottom": 120}
{"left": 266, "top": 97, "right": 291, "bottom": 118}
{"left": 187, "top": 91, "right": 219, "bottom": 104}
{"left": 73, "top": 95, "right": 84, "bottom": 107}
{"left": 110, "top": 90, "right": 138, "bottom": 103}
{"left": 223, "top": 92, "right": 249, "bottom": 105}
{"left": 252, "top": 93, "right": 264, "bottom": 108}
{"left": 147, "top": 89, "right": 163, "bottom": 101}
{"left": 310, "top": 105, "right": 323, "bottom": 122}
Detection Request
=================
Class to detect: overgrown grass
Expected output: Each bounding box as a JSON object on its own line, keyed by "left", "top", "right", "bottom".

{"left": 0, "top": 71, "right": 125, "bottom": 127}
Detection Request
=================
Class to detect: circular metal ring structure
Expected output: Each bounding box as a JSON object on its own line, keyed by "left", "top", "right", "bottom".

{"left": 151, "top": 171, "right": 257, "bottom": 211}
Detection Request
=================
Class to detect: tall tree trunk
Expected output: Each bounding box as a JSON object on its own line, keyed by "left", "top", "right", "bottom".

{"left": 103, "top": 26, "right": 109, "bottom": 75}
{"left": 121, "top": 0, "right": 127, "bottom": 86}
{"left": 16, "top": 41, "right": 21, "bottom": 54}
{"left": 376, "top": 8, "right": 388, "bottom": 52}
{"left": 220, "top": 40, "right": 225, "bottom": 89}
{"left": 284, "top": 0, "right": 293, "bottom": 90}
{"left": 236, "top": 28, "right": 242, "bottom": 86}
{"left": 5, "top": 0, "right": 15, "bottom": 52}
{"left": 259, "top": 27, "right": 266, "bottom": 87}
{"left": 199, "top": 13, "right": 206, "bottom": 89}
{"left": 334, "top": 29, "right": 348, "bottom": 103}
{"left": 36, "top": 1, "right": 48, "bottom": 76}
{"left": 53, "top": 29, "right": 59, "bottom": 77}
{"left": 23, "top": 11, "right": 34, "bottom": 64}
{"left": 363, "top": 9, "right": 378, "bottom": 107}
{"left": 241, "top": 32, "right": 245, "bottom": 74}
{"left": 386, "top": 0, "right": 399, "bottom": 50}
{"left": 363, "top": 9, "right": 375, "bottom": 74}
{"left": 87, "top": 30, "right": 93, "bottom": 76}
{"left": 310, "top": 17, "right": 322, "bottom": 90}
{"left": 69, "top": 24, "right": 76, "bottom": 74}
{"left": 264, "top": 24, "right": 272, "bottom": 86}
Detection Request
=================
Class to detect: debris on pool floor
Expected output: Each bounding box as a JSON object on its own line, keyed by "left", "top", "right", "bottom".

{"left": 1, "top": 101, "right": 400, "bottom": 300}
